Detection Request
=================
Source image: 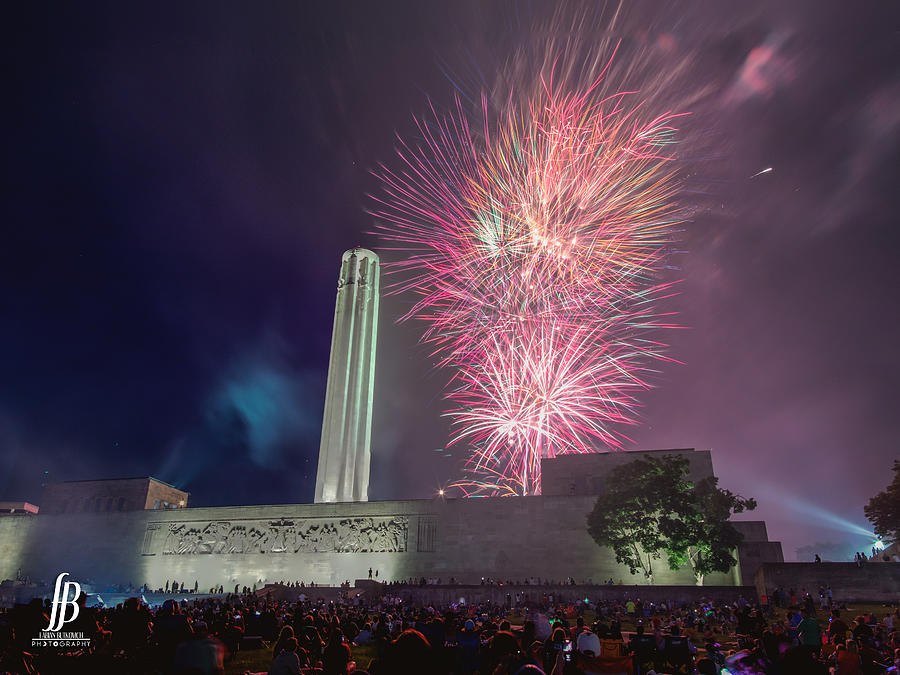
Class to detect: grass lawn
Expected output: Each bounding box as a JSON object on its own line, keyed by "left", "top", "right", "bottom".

{"left": 225, "top": 643, "right": 378, "bottom": 675}
{"left": 225, "top": 647, "right": 272, "bottom": 675}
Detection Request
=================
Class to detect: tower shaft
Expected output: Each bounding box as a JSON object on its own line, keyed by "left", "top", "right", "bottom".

{"left": 314, "top": 248, "right": 379, "bottom": 503}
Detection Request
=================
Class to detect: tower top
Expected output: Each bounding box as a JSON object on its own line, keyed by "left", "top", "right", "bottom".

{"left": 339, "top": 248, "right": 379, "bottom": 288}
{"left": 342, "top": 247, "right": 379, "bottom": 261}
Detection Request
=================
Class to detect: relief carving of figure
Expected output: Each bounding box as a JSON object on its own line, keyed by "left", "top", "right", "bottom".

{"left": 158, "top": 516, "right": 409, "bottom": 555}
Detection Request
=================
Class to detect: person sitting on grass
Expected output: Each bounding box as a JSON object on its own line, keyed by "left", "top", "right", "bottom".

{"left": 272, "top": 625, "right": 294, "bottom": 659}
{"left": 372, "top": 628, "right": 433, "bottom": 675}
{"left": 628, "top": 623, "right": 658, "bottom": 674}
{"left": 662, "top": 624, "right": 694, "bottom": 674}
{"left": 323, "top": 627, "right": 351, "bottom": 675}
{"left": 268, "top": 636, "right": 301, "bottom": 675}
{"left": 852, "top": 616, "right": 873, "bottom": 645}
{"left": 828, "top": 609, "right": 850, "bottom": 644}
{"left": 542, "top": 627, "right": 570, "bottom": 674}
{"left": 550, "top": 630, "right": 635, "bottom": 675}
{"left": 798, "top": 609, "right": 823, "bottom": 656}
{"left": 832, "top": 640, "right": 862, "bottom": 675}
{"left": 356, "top": 622, "right": 372, "bottom": 645}
{"left": 173, "top": 621, "right": 225, "bottom": 675}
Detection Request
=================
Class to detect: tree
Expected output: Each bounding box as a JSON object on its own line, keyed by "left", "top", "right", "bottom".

{"left": 864, "top": 460, "right": 900, "bottom": 541}
{"left": 661, "top": 476, "right": 756, "bottom": 586}
{"left": 587, "top": 455, "right": 756, "bottom": 586}
{"left": 586, "top": 455, "right": 694, "bottom": 583}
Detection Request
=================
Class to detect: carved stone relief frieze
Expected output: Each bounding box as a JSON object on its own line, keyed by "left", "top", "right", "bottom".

{"left": 149, "top": 516, "right": 408, "bottom": 555}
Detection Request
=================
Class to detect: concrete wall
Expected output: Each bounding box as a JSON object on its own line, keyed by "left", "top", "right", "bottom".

{"left": 754, "top": 562, "right": 900, "bottom": 603}
{"left": 541, "top": 449, "right": 714, "bottom": 497}
{"left": 0, "top": 495, "right": 782, "bottom": 591}
{"left": 0, "top": 514, "right": 36, "bottom": 580}
{"left": 731, "top": 521, "right": 783, "bottom": 585}
{"left": 425, "top": 495, "right": 739, "bottom": 587}
{"left": 364, "top": 582, "right": 758, "bottom": 607}
{"left": 735, "top": 541, "right": 785, "bottom": 586}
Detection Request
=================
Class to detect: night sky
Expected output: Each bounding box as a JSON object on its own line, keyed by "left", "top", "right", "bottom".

{"left": 3, "top": 1, "right": 899, "bottom": 561}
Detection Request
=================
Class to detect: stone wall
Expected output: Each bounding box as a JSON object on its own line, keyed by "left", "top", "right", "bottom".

{"left": 540, "top": 449, "right": 714, "bottom": 497}
{"left": 754, "top": 562, "right": 900, "bottom": 603}
{"left": 733, "top": 520, "right": 783, "bottom": 586}
{"left": 0, "top": 495, "right": 781, "bottom": 591}
{"left": 0, "top": 514, "right": 36, "bottom": 580}
{"left": 361, "top": 581, "right": 758, "bottom": 607}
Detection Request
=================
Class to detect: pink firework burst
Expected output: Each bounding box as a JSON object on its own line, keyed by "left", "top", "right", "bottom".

{"left": 372, "top": 66, "right": 687, "bottom": 496}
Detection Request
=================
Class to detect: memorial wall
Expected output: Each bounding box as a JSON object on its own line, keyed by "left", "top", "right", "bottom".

{"left": 0, "top": 494, "right": 779, "bottom": 590}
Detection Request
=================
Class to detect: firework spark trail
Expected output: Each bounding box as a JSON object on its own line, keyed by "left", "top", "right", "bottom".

{"left": 372, "top": 69, "right": 686, "bottom": 496}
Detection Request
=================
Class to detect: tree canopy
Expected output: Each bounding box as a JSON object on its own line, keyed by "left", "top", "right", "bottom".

{"left": 586, "top": 454, "right": 756, "bottom": 585}
{"left": 864, "top": 460, "right": 900, "bottom": 542}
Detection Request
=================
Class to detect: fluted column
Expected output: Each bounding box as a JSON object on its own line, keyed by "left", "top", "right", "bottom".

{"left": 314, "top": 248, "right": 379, "bottom": 503}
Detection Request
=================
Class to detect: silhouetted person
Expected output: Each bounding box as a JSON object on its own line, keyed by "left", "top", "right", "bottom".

{"left": 173, "top": 620, "right": 225, "bottom": 675}
{"left": 152, "top": 599, "right": 193, "bottom": 670}
{"left": 629, "top": 623, "right": 657, "bottom": 674}
{"left": 375, "top": 629, "right": 432, "bottom": 675}
{"left": 269, "top": 636, "right": 302, "bottom": 675}
{"left": 663, "top": 625, "right": 693, "bottom": 673}
{"left": 323, "top": 628, "right": 351, "bottom": 675}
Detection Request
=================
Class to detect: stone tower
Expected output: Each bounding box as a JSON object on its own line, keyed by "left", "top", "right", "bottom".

{"left": 314, "top": 248, "right": 379, "bottom": 503}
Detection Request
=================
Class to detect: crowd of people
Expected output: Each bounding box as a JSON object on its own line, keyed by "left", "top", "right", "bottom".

{"left": 0, "top": 587, "right": 898, "bottom": 674}
{"left": 375, "top": 577, "right": 630, "bottom": 587}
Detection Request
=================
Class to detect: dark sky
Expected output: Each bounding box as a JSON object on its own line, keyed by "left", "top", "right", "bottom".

{"left": 2, "top": 1, "right": 898, "bottom": 561}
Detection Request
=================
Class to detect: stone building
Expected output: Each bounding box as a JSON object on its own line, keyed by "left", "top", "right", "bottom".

{"left": 37, "top": 477, "right": 189, "bottom": 515}
{"left": 0, "top": 449, "right": 782, "bottom": 591}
